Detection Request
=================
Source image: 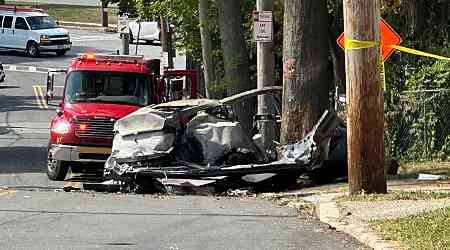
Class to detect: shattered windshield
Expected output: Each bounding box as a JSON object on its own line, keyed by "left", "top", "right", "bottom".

{"left": 26, "top": 16, "right": 59, "bottom": 30}
{"left": 64, "top": 71, "right": 150, "bottom": 106}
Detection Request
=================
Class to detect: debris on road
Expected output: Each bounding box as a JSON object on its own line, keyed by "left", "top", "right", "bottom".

{"left": 102, "top": 87, "right": 348, "bottom": 193}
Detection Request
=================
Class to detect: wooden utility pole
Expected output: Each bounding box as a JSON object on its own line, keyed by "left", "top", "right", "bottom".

{"left": 343, "top": 0, "right": 387, "bottom": 194}
{"left": 198, "top": 0, "right": 215, "bottom": 98}
{"left": 160, "top": 16, "right": 174, "bottom": 69}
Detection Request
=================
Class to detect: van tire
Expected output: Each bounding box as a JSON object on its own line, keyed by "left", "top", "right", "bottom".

{"left": 56, "top": 50, "right": 67, "bottom": 56}
{"left": 47, "top": 150, "right": 69, "bottom": 181}
{"left": 26, "top": 41, "right": 40, "bottom": 57}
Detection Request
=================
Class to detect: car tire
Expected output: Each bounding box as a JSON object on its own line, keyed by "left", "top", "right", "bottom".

{"left": 47, "top": 150, "right": 70, "bottom": 181}
{"left": 26, "top": 41, "right": 40, "bottom": 58}
{"left": 56, "top": 50, "right": 67, "bottom": 56}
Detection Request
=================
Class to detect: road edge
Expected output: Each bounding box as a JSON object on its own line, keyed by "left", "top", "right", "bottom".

{"left": 303, "top": 193, "right": 404, "bottom": 250}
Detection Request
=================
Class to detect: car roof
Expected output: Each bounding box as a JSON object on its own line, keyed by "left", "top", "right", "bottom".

{"left": 0, "top": 11, "right": 48, "bottom": 17}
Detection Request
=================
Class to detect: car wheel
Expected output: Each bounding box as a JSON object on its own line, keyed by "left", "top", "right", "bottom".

{"left": 26, "top": 42, "right": 40, "bottom": 58}
{"left": 56, "top": 50, "right": 67, "bottom": 56}
{"left": 47, "top": 150, "right": 70, "bottom": 181}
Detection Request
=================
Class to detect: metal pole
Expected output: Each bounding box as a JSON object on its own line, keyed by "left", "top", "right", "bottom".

{"left": 121, "top": 33, "right": 130, "bottom": 55}
{"left": 256, "top": 0, "right": 275, "bottom": 152}
{"left": 135, "top": 20, "right": 141, "bottom": 55}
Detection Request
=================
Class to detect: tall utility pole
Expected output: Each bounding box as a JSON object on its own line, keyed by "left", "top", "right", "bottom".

{"left": 160, "top": 16, "right": 174, "bottom": 69}
{"left": 198, "top": 0, "right": 215, "bottom": 98}
{"left": 101, "top": 1, "right": 108, "bottom": 28}
{"left": 256, "top": 0, "right": 275, "bottom": 151}
{"left": 343, "top": 0, "right": 387, "bottom": 194}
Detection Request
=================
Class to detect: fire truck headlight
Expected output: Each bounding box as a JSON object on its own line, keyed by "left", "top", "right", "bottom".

{"left": 52, "top": 120, "right": 71, "bottom": 135}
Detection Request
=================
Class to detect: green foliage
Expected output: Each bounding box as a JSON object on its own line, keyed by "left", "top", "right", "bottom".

{"left": 135, "top": 0, "right": 201, "bottom": 63}
{"left": 386, "top": 61, "right": 450, "bottom": 162}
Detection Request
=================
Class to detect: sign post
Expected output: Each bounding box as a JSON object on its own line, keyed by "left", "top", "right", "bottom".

{"left": 253, "top": 11, "right": 273, "bottom": 42}
{"left": 337, "top": 18, "right": 402, "bottom": 62}
{"left": 118, "top": 14, "right": 130, "bottom": 55}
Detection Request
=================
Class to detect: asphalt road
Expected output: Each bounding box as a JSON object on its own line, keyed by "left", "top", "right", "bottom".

{"left": 0, "top": 28, "right": 367, "bottom": 250}
{"left": 0, "top": 190, "right": 367, "bottom": 250}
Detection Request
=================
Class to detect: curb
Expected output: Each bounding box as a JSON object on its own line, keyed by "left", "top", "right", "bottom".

{"left": 302, "top": 193, "right": 403, "bottom": 250}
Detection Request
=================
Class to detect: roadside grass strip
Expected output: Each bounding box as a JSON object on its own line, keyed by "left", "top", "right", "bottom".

{"left": 0, "top": 189, "right": 16, "bottom": 197}
{"left": 370, "top": 207, "right": 450, "bottom": 250}
{"left": 335, "top": 190, "right": 450, "bottom": 202}
{"left": 32, "top": 85, "right": 48, "bottom": 109}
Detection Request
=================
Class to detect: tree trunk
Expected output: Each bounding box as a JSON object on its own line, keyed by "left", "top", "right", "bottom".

{"left": 344, "top": 0, "right": 387, "bottom": 194}
{"left": 217, "top": 0, "right": 254, "bottom": 134}
{"left": 280, "top": 0, "right": 330, "bottom": 144}
{"left": 198, "top": 0, "right": 215, "bottom": 98}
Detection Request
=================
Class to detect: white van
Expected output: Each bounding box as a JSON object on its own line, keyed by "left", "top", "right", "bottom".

{"left": 128, "top": 20, "right": 160, "bottom": 44}
{"left": 0, "top": 6, "right": 71, "bottom": 57}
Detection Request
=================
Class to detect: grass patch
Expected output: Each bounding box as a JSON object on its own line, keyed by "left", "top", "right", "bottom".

{"left": 370, "top": 207, "right": 450, "bottom": 250}
{"left": 335, "top": 190, "right": 450, "bottom": 202}
{"left": 6, "top": 1, "right": 119, "bottom": 24}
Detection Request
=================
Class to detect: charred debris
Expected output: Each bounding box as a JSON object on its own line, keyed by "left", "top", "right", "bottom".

{"left": 97, "top": 86, "right": 347, "bottom": 194}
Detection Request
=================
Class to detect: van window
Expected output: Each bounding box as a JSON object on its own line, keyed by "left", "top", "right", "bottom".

{"left": 15, "top": 17, "right": 29, "bottom": 30}
{"left": 0, "top": 16, "right": 3, "bottom": 28}
{"left": 3, "top": 16, "right": 13, "bottom": 29}
{"left": 26, "top": 16, "right": 58, "bottom": 30}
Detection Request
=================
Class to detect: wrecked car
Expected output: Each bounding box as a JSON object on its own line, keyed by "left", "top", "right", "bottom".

{"left": 103, "top": 86, "right": 347, "bottom": 193}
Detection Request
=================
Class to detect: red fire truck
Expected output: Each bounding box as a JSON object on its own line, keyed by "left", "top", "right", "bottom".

{"left": 45, "top": 53, "right": 197, "bottom": 180}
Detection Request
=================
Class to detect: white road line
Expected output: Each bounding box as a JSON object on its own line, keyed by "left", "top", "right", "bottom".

{"left": 4, "top": 64, "right": 65, "bottom": 74}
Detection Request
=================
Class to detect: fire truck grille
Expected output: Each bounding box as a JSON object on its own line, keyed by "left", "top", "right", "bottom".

{"left": 74, "top": 117, "right": 116, "bottom": 139}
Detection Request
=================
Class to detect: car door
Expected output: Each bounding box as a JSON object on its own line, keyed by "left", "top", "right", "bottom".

{"left": 13, "top": 16, "right": 29, "bottom": 49}
{"left": 2, "top": 16, "right": 15, "bottom": 48}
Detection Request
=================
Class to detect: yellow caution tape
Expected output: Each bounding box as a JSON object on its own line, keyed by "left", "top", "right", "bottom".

{"left": 344, "top": 39, "right": 378, "bottom": 50}
{"left": 389, "top": 45, "right": 450, "bottom": 61}
{"left": 342, "top": 39, "right": 450, "bottom": 89}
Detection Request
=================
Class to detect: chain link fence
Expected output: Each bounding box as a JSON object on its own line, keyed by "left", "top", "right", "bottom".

{"left": 335, "top": 89, "right": 450, "bottom": 162}
{"left": 386, "top": 89, "right": 450, "bottom": 162}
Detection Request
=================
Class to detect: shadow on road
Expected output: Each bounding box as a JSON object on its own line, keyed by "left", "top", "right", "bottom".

{"left": 0, "top": 86, "right": 20, "bottom": 89}
{"left": 0, "top": 95, "right": 51, "bottom": 113}
{"left": 0, "top": 146, "right": 46, "bottom": 174}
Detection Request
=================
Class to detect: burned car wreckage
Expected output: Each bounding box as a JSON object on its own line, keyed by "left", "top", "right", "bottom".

{"left": 103, "top": 87, "right": 348, "bottom": 193}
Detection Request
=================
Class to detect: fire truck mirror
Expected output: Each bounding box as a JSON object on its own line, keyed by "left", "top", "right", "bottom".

{"left": 45, "top": 72, "right": 55, "bottom": 104}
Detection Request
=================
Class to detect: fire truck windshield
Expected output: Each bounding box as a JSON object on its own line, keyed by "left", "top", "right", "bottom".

{"left": 65, "top": 71, "right": 150, "bottom": 106}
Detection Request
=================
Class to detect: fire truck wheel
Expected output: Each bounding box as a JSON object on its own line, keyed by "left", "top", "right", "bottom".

{"left": 26, "top": 41, "right": 40, "bottom": 58}
{"left": 47, "top": 152, "right": 70, "bottom": 181}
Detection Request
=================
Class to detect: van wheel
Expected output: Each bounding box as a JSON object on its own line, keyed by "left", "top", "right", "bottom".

{"left": 47, "top": 150, "right": 69, "bottom": 181}
{"left": 26, "top": 42, "right": 40, "bottom": 57}
{"left": 56, "top": 50, "right": 67, "bottom": 56}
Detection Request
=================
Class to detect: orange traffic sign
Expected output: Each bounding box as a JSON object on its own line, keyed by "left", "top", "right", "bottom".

{"left": 337, "top": 18, "right": 402, "bottom": 62}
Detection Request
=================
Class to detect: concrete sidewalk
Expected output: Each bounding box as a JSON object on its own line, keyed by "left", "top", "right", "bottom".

{"left": 275, "top": 179, "right": 450, "bottom": 250}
